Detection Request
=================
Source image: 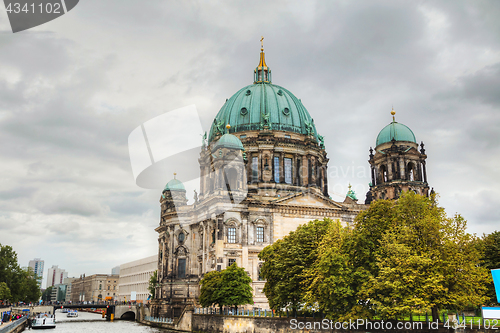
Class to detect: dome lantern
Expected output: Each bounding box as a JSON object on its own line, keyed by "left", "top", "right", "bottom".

{"left": 254, "top": 36, "right": 271, "bottom": 84}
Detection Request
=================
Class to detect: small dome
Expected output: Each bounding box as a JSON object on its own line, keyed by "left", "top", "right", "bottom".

{"left": 376, "top": 121, "right": 416, "bottom": 146}
{"left": 213, "top": 133, "right": 244, "bottom": 151}
{"left": 163, "top": 178, "right": 185, "bottom": 192}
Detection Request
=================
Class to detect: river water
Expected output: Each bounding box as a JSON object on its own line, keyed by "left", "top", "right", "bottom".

{"left": 49, "top": 310, "right": 174, "bottom": 333}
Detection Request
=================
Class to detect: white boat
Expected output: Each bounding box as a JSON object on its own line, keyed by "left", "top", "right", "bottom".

{"left": 67, "top": 310, "right": 78, "bottom": 317}
{"left": 31, "top": 313, "right": 56, "bottom": 330}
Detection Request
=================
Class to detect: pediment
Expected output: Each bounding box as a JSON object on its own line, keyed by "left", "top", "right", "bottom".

{"left": 273, "top": 192, "right": 343, "bottom": 209}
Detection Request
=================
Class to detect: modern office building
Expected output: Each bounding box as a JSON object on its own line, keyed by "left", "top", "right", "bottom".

{"left": 28, "top": 258, "right": 44, "bottom": 287}
{"left": 46, "top": 265, "right": 68, "bottom": 289}
{"left": 119, "top": 255, "right": 157, "bottom": 303}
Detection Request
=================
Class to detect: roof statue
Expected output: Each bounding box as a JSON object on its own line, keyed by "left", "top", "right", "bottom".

{"left": 346, "top": 183, "right": 358, "bottom": 201}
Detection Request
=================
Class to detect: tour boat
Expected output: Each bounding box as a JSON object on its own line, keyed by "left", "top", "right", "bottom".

{"left": 67, "top": 310, "right": 78, "bottom": 317}
{"left": 32, "top": 313, "right": 56, "bottom": 329}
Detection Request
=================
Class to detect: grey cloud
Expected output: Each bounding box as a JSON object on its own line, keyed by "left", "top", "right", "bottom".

{"left": 34, "top": 192, "right": 109, "bottom": 216}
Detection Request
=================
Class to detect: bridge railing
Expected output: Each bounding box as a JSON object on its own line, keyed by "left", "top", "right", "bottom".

{"left": 194, "top": 307, "right": 275, "bottom": 317}
{"left": 144, "top": 316, "right": 174, "bottom": 324}
{"left": 0, "top": 316, "right": 27, "bottom": 333}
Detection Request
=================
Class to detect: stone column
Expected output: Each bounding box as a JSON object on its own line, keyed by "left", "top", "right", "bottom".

{"left": 162, "top": 238, "right": 167, "bottom": 279}
{"left": 302, "top": 155, "right": 308, "bottom": 186}
{"left": 292, "top": 154, "right": 297, "bottom": 185}
{"left": 280, "top": 152, "right": 285, "bottom": 184}
{"left": 387, "top": 159, "right": 393, "bottom": 181}
{"left": 399, "top": 158, "right": 405, "bottom": 180}
{"left": 201, "top": 223, "right": 206, "bottom": 274}
{"left": 422, "top": 161, "right": 427, "bottom": 183}
{"left": 416, "top": 160, "right": 422, "bottom": 182}
{"left": 258, "top": 151, "right": 263, "bottom": 182}
{"left": 323, "top": 165, "right": 329, "bottom": 196}
{"left": 371, "top": 166, "right": 375, "bottom": 185}
{"left": 169, "top": 226, "right": 175, "bottom": 276}
{"left": 158, "top": 238, "right": 163, "bottom": 280}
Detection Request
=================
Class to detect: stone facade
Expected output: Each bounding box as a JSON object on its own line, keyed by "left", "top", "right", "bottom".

{"left": 70, "top": 274, "right": 119, "bottom": 303}
{"left": 151, "top": 49, "right": 367, "bottom": 317}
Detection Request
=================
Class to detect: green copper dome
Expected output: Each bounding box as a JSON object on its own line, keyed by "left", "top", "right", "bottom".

{"left": 376, "top": 121, "right": 416, "bottom": 146}
{"left": 213, "top": 133, "right": 245, "bottom": 150}
{"left": 208, "top": 50, "right": 319, "bottom": 143}
{"left": 163, "top": 178, "right": 185, "bottom": 192}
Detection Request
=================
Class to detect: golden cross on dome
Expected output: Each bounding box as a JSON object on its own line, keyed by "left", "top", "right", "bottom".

{"left": 173, "top": 172, "right": 177, "bottom": 179}
{"left": 260, "top": 36, "right": 264, "bottom": 51}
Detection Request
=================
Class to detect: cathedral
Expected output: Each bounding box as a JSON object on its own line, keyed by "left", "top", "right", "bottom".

{"left": 151, "top": 44, "right": 430, "bottom": 317}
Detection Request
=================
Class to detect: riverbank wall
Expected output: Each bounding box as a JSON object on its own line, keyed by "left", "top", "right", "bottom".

{"left": 142, "top": 311, "right": 500, "bottom": 333}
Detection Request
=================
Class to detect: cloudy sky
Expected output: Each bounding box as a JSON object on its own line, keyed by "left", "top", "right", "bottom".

{"left": 0, "top": 1, "right": 499, "bottom": 285}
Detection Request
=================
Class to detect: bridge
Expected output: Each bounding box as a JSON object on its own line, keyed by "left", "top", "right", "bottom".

{"left": 12, "top": 304, "right": 140, "bottom": 321}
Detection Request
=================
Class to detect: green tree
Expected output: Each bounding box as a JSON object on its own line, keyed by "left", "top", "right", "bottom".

{"left": 0, "top": 243, "right": 40, "bottom": 303}
{"left": 483, "top": 231, "right": 500, "bottom": 269}
{"left": 259, "top": 218, "right": 333, "bottom": 314}
{"left": 303, "top": 192, "right": 489, "bottom": 321}
{"left": 148, "top": 270, "right": 158, "bottom": 299}
{"left": 480, "top": 230, "right": 500, "bottom": 304}
{"left": 18, "top": 267, "right": 41, "bottom": 303}
{"left": 0, "top": 282, "right": 11, "bottom": 301}
{"left": 199, "top": 270, "right": 223, "bottom": 309}
{"left": 366, "top": 193, "right": 488, "bottom": 320}
{"left": 303, "top": 221, "right": 362, "bottom": 320}
{"left": 216, "top": 263, "right": 253, "bottom": 311}
{"left": 41, "top": 286, "right": 53, "bottom": 302}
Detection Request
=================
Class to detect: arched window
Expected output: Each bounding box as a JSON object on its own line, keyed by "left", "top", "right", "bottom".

{"left": 380, "top": 165, "right": 388, "bottom": 183}
{"left": 227, "top": 227, "right": 236, "bottom": 243}
{"left": 225, "top": 168, "right": 238, "bottom": 191}
{"left": 407, "top": 162, "right": 415, "bottom": 181}
{"left": 251, "top": 157, "right": 258, "bottom": 182}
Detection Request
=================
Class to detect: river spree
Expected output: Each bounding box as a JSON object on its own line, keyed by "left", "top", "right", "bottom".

{"left": 52, "top": 311, "right": 174, "bottom": 333}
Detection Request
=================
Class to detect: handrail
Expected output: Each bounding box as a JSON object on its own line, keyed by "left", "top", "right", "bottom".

{"left": 0, "top": 316, "right": 27, "bottom": 333}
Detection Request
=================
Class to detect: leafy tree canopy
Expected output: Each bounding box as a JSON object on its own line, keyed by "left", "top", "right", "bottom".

{"left": 199, "top": 264, "right": 252, "bottom": 310}
{"left": 0, "top": 244, "right": 41, "bottom": 303}
{"left": 259, "top": 218, "right": 333, "bottom": 313}
{"left": 199, "top": 270, "right": 223, "bottom": 308}
{"left": 148, "top": 270, "right": 158, "bottom": 299}
{"left": 261, "top": 192, "right": 490, "bottom": 322}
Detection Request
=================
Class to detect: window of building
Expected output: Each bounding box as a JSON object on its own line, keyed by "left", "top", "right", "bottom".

{"left": 284, "top": 134, "right": 291, "bottom": 139}
{"left": 240, "top": 134, "right": 247, "bottom": 139}
{"left": 274, "top": 157, "right": 280, "bottom": 183}
{"left": 228, "top": 258, "right": 236, "bottom": 266}
{"left": 108, "top": 286, "right": 110, "bottom": 290}
{"left": 228, "top": 227, "right": 236, "bottom": 243}
{"left": 252, "top": 157, "right": 258, "bottom": 182}
{"left": 113, "top": 286, "right": 116, "bottom": 290}
{"left": 178, "top": 259, "right": 186, "bottom": 278}
{"left": 256, "top": 227, "right": 264, "bottom": 243}
{"left": 284, "top": 158, "right": 292, "bottom": 184}
{"left": 99, "top": 284, "right": 102, "bottom": 290}
{"left": 258, "top": 263, "right": 264, "bottom": 281}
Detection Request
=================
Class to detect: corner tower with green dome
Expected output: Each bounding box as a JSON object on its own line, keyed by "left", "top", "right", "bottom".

{"left": 366, "top": 108, "right": 430, "bottom": 202}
